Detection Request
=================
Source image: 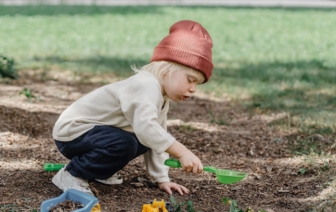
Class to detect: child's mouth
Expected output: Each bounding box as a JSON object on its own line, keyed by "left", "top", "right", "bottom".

{"left": 182, "top": 96, "right": 190, "bottom": 101}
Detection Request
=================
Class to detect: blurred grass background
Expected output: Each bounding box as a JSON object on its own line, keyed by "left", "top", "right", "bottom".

{"left": 0, "top": 5, "right": 335, "bottom": 146}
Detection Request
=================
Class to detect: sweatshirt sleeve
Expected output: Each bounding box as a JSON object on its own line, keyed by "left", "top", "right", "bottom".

{"left": 144, "top": 150, "right": 170, "bottom": 183}
{"left": 118, "top": 78, "right": 175, "bottom": 154}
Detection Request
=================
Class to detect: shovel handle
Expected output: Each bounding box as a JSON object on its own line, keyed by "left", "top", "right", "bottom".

{"left": 203, "top": 166, "right": 217, "bottom": 174}
{"left": 164, "top": 159, "right": 182, "bottom": 168}
{"left": 165, "top": 159, "right": 219, "bottom": 174}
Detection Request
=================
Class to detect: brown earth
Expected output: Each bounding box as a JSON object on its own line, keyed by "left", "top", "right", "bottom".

{"left": 0, "top": 70, "right": 335, "bottom": 212}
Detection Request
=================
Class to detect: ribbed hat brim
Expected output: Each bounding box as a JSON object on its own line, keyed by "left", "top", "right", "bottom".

{"left": 151, "top": 45, "right": 213, "bottom": 82}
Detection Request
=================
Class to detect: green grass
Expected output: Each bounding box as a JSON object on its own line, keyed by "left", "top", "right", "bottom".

{"left": 1, "top": 5, "right": 336, "bottom": 149}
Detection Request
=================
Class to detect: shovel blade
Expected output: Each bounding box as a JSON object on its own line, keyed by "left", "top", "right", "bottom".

{"left": 215, "top": 169, "right": 247, "bottom": 184}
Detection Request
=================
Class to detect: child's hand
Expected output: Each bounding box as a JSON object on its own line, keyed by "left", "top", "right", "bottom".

{"left": 165, "top": 141, "right": 203, "bottom": 174}
{"left": 179, "top": 152, "right": 203, "bottom": 174}
{"left": 158, "top": 182, "right": 189, "bottom": 195}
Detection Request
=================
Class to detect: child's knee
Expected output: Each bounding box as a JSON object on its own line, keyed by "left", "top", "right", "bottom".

{"left": 123, "top": 137, "right": 139, "bottom": 158}
{"left": 104, "top": 136, "right": 139, "bottom": 160}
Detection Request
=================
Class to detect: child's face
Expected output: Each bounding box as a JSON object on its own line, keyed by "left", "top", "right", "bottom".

{"left": 162, "top": 69, "right": 203, "bottom": 102}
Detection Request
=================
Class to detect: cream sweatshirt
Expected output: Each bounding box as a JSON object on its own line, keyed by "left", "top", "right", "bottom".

{"left": 53, "top": 71, "right": 176, "bottom": 183}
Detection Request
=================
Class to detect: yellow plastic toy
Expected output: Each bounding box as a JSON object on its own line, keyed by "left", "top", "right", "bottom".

{"left": 91, "top": 203, "right": 101, "bottom": 212}
{"left": 142, "top": 199, "right": 171, "bottom": 212}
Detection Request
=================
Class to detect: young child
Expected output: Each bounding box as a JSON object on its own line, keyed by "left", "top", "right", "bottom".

{"left": 52, "top": 20, "right": 213, "bottom": 196}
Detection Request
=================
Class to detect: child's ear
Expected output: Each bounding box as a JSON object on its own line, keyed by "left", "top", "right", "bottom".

{"left": 162, "top": 69, "right": 169, "bottom": 77}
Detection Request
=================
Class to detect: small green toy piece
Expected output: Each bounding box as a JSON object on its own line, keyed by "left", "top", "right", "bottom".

{"left": 164, "top": 159, "right": 247, "bottom": 184}
{"left": 44, "top": 163, "right": 65, "bottom": 172}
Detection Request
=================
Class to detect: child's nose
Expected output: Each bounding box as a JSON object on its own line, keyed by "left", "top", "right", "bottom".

{"left": 189, "top": 85, "right": 196, "bottom": 93}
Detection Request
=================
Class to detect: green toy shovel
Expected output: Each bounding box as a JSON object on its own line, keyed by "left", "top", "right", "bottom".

{"left": 164, "top": 159, "right": 247, "bottom": 184}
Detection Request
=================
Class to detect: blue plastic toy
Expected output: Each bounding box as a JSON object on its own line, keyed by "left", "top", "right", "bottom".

{"left": 40, "top": 189, "right": 101, "bottom": 212}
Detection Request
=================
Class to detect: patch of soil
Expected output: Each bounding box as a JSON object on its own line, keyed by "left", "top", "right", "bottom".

{"left": 49, "top": 200, "right": 83, "bottom": 212}
{"left": 0, "top": 70, "right": 334, "bottom": 211}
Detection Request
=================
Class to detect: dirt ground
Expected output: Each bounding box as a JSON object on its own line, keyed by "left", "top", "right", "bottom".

{"left": 0, "top": 69, "right": 335, "bottom": 212}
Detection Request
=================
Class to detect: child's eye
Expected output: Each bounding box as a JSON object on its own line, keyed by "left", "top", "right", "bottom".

{"left": 187, "top": 77, "right": 194, "bottom": 83}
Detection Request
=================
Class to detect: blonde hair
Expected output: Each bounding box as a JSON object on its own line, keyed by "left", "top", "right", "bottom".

{"left": 131, "top": 61, "right": 205, "bottom": 84}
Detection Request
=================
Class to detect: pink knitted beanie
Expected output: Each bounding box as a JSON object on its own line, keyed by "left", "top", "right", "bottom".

{"left": 151, "top": 20, "right": 213, "bottom": 82}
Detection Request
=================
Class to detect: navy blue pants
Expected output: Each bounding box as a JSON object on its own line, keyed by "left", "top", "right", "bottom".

{"left": 55, "top": 125, "right": 150, "bottom": 180}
